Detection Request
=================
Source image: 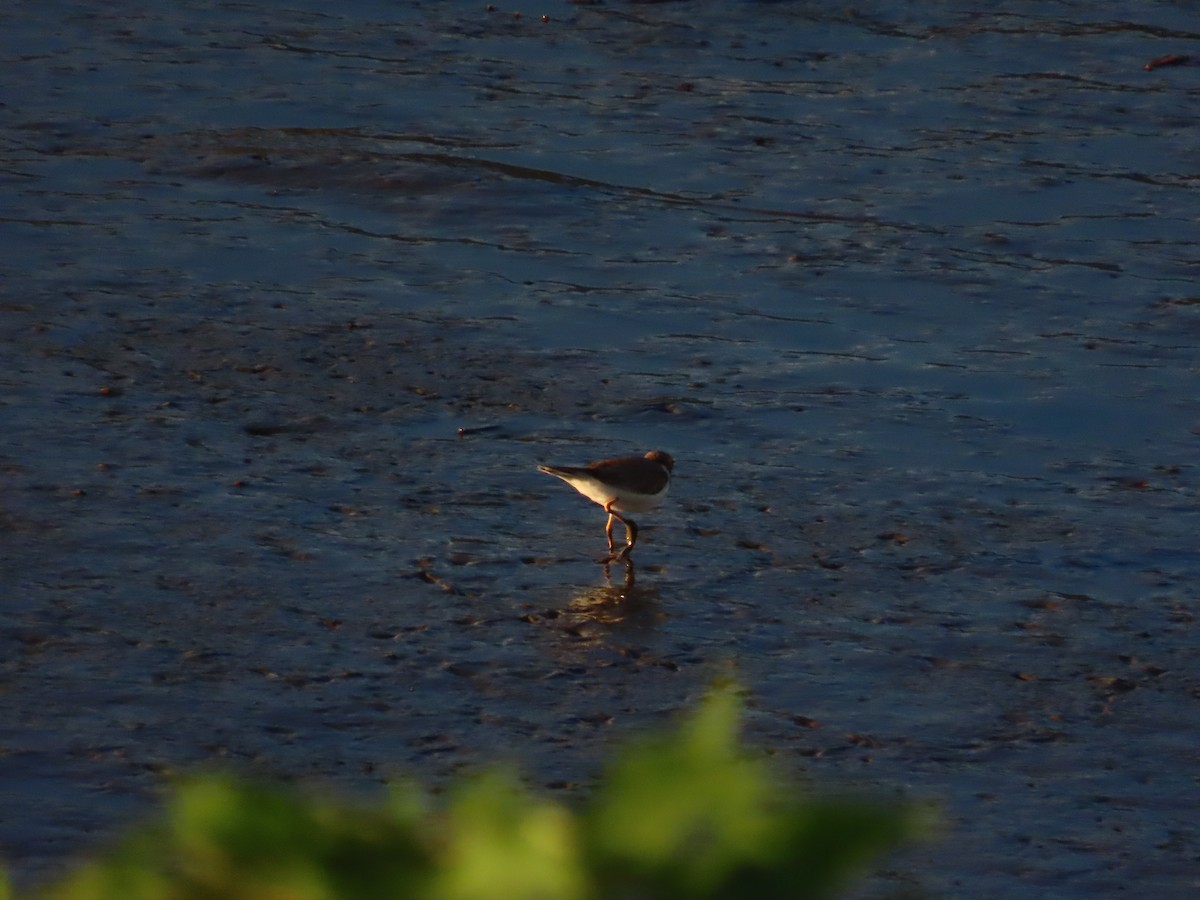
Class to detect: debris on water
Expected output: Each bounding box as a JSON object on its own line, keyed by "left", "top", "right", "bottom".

{"left": 1143, "top": 53, "right": 1191, "bottom": 71}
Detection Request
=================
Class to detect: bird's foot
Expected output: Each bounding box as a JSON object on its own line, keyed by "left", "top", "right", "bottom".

{"left": 597, "top": 545, "right": 634, "bottom": 564}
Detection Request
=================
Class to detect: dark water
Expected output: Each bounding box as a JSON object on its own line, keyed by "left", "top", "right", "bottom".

{"left": 3, "top": 1, "right": 1199, "bottom": 895}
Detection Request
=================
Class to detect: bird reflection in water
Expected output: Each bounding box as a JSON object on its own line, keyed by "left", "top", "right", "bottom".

{"left": 563, "top": 559, "right": 662, "bottom": 631}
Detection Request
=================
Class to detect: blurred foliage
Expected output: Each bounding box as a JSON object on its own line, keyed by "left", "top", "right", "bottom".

{"left": 31, "top": 688, "right": 930, "bottom": 900}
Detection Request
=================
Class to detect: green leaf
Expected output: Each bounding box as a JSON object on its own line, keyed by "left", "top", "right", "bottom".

{"left": 431, "top": 770, "right": 585, "bottom": 900}
{"left": 33, "top": 686, "right": 932, "bottom": 900}
{"left": 584, "top": 687, "right": 928, "bottom": 900}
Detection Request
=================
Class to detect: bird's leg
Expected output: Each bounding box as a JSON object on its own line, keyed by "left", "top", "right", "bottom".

{"left": 604, "top": 502, "right": 638, "bottom": 560}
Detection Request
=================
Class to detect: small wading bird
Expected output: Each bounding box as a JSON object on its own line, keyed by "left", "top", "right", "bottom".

{"left": 538, "top": 450, "right": 674, "bottom": 560}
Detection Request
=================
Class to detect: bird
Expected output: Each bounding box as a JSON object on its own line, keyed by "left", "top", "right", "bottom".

{"left": 537, "top": 450, "right": 674, "bottom": 559}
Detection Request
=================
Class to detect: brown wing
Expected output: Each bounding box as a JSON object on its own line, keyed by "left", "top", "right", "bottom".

{"left": 586, "top": 456, "right": 670, "bottom": 494}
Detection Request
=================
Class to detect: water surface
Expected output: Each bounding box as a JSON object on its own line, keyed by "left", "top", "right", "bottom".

{"left": 2, "top": 1, "right": 1199, "bottom": 895}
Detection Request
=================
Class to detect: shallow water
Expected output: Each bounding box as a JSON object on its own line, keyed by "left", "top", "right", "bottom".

{"left": 3, "top": 1, "right": 1199, "bottom": 895}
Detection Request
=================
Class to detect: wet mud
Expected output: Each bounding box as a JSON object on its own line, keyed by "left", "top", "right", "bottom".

{"left": 3, "top": 2, "right": 1199, "bottom": 896}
